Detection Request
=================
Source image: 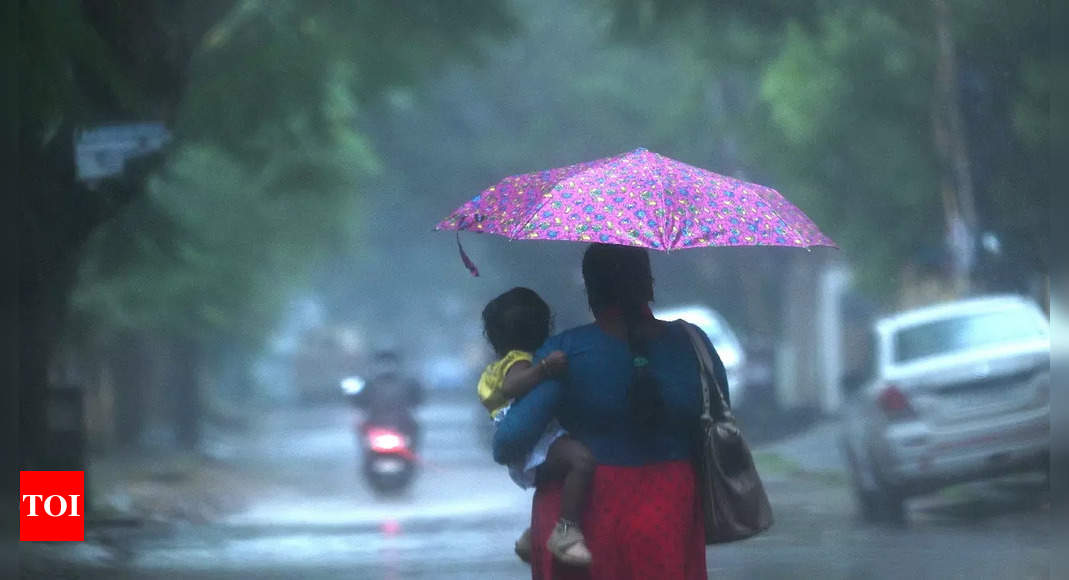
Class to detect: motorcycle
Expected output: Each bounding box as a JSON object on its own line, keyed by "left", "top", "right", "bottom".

{"left": 341, "top": 374, "right": 419, "bottom": 494}
{"left": 360, "top": 423, "right": 417, "bottom": 493}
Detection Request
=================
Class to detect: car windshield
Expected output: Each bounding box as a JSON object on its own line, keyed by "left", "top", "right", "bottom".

{"left": 894, "top": 308, "right": 1047, "bottom": 363}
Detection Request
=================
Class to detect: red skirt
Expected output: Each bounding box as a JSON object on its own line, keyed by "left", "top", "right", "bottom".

{"left": 529, "top": 460, "right": 707, "bottom": 580}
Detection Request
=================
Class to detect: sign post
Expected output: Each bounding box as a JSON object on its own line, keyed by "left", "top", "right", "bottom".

{"left": 75, "top": 122, "right": 172, "bottom": 183}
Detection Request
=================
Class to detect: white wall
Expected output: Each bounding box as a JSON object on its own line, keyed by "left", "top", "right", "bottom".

{"left": 775, "top": 255, "right": 851, "bottom": 414}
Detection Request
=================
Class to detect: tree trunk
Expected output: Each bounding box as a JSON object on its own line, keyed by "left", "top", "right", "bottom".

{"left": 19, "top": 252, "right": 85, "bottom": 468}
{"left": 168, "top": 335, "right": 203, "bottom": 450}
{"left": 18, "top": 124, "right": 165, "bottom": 464}
{"left": 19, "top": 323, "right": 54, "bottom": 470}
{"left": 18, "top": 130, "right": 89, "bottom": 467}
{"left": 109, "top": 331, "right": 152, "bottom": 447}
{"left": 17, "top": 0, "right": 231, "bottom": 466}
{"left": 932, "top": 0, "right": 978, "bottom": 294}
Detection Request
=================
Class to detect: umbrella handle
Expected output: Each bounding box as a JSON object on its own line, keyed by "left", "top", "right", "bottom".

{"left": 457, "top": 232, "right": 479, "bottom": 277}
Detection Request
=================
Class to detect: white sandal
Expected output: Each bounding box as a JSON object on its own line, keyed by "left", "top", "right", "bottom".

{"left": 546, "top": 520, "right": 592, "bottom": 566}
{"left": 515, "top": 527, "right": 533, "bottom": 564}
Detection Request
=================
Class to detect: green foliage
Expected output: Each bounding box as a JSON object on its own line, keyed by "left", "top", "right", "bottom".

{"left": 336, "top": 0, "right": 741, "bottom": 332}
{"left": 18, "top": 0, "right": 236, "bottom": 141}
{"left": 74, "top": 140, "right": 366, "bottom": 345}
{"left": 608, "top": 0, "right": 1050, "bottom": 298}
{"left": 178, "top": 0, "right": 514, "bottom": 154}
{"left": 755, "top": 5, "right": 942, "bottom": 293}
{"left": 50, "top": 0, "right": 1050, "bottom": 353}
{"left": 69, "top": 0, "right": 515, "bottom": 349}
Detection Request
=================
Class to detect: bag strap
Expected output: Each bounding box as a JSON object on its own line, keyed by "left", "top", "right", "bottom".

{"left": 679, "top": 321, "right": 713, "bottom": 421}
{"left": 679, "top": 321, "right": 731, "bottom": 420}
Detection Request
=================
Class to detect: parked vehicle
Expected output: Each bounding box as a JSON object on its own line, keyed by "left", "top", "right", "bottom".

{"left": 840, "top": 295, "right": 1050, "bottom": 522}
{"left": 654, "top": 305, "right": 749, "bottom": 407}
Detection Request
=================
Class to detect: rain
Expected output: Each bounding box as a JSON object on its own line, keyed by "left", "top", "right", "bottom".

{"left": 15, "top": 0, "right": 1058, "bottom": 578}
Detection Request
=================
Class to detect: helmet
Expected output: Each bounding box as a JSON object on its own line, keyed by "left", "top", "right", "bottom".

{"left": 369, "top": 350, "right": 400, "bottom": 378}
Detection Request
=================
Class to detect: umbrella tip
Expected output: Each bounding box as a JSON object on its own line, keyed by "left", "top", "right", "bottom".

{"left": 634, "top": 147, "right": 648, "bottom": 153}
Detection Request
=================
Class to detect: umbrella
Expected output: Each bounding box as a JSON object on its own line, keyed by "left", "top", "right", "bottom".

{"left": 436, "top": 148, "right": 836, "bottom": 275}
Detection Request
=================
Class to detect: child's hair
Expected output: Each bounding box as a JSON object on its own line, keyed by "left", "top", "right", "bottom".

{"left": 482, "top": 287, "right": 552, "bottom": 358}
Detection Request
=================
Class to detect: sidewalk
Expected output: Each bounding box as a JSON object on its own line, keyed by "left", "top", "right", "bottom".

{"left": 88, "top": 447, "right": 281, "bottom": 526}
{"left": 22, "top": 423, "right": 305, "bottom": 576}
{"left": 756, "top": 418, "right": 845, "bottom": 475}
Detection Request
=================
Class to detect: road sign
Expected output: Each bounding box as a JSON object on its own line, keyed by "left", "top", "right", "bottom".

{"left": 74, "top": 123, "right": 172, "bottom": 182}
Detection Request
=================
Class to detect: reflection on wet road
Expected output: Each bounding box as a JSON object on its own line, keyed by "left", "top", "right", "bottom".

{"left": 32, "top": 394, "right": 1049, "bottom": 579}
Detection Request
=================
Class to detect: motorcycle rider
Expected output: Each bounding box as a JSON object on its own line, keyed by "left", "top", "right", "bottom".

{"left": 352, "top": 350, "right": 424, "bottom": 449}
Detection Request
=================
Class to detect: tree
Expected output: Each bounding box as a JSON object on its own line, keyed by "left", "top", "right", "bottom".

{"left": 607, "top": 0, "right": 1051, "bottom": 300}
{"left": 19, "top": 0, "right": 236, "bottom": 466}
{"left": 318, "top": 0, "right": 783, "bottom": 352}
{"left": 18, "top": 0, "right": 514, "bottom": 463}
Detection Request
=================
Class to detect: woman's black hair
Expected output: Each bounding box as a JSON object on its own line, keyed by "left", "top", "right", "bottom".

{"left": 482, "top": 287, "right": 553, "bottom": 358}
{"left": 582, "top": 244, "right": 661, "bottom": 430}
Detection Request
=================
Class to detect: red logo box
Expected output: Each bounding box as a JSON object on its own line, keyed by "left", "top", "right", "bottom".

{"left": 20, "top": 471, "right": 85, "bottom": 541}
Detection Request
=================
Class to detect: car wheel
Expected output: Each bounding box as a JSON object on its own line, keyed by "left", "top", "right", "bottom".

{"left": 863, "top": 487, "right": 906, "bottom": 523}
{"left": 844, "top": 444, "right": 906, "bottom": 524}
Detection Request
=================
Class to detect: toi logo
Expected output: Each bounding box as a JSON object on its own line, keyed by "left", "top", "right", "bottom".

{"left": 20, "top": 471, "right": 85, "bottom": 541}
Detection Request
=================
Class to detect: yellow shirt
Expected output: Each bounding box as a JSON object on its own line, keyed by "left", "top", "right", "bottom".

{"left": 477, "top": 350, "right": 533, "bottom": 416}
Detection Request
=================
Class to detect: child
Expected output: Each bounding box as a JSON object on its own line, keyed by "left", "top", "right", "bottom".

{"left": 479, "top": 287, "right": 595, "bottom": 567}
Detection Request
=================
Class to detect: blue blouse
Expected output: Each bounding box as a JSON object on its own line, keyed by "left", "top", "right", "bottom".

{"left": 492, "top": 321, "right": 729, "bottom": 467}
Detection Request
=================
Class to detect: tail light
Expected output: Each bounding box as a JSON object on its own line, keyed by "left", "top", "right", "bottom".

{"left": 876, "top": 384, "right": 915, "bottom": 420}
{"left": 368, "top": 428, "right": 406, "bottom": 452}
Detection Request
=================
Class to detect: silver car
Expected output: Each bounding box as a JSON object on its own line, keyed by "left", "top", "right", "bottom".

{"left": 840, "top": 295, "right": 1049, "bottom": 521}
{"left": 654, "top": 304, "right": 747, "bottom": 406}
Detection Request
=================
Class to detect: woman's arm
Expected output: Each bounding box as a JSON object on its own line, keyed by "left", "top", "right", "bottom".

{"left": 492, "top": 341, "right": 564, "bottom": 465}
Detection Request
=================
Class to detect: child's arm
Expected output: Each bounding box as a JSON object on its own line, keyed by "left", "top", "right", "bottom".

{"left": 500, "top": 350, "right": 567, "bottom": 400}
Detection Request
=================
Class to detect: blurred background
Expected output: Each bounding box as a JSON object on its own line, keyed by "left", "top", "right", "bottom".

{"left": 17, "top": 0, "right": 1052, "bottom": 578}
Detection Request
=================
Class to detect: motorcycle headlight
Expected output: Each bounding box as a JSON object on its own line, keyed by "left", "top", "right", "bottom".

{"left": 340, "top": 376, "right": 365, "bottom": 395}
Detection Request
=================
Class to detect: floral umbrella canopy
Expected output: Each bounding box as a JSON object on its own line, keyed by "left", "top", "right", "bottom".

{"left": 436, "top": 148, "right": 836, "bottom": 274}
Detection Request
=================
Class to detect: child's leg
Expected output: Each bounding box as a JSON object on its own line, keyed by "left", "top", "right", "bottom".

{"left": 537, "top": 436, "right": 595, "bottom": 524}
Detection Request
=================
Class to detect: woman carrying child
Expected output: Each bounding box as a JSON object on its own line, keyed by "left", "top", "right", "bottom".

{"left": 494, "top": 244, "right": 725, "bottom": 579}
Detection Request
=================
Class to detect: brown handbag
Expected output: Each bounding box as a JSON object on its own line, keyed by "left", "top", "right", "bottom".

{"left": 680, "top": 321, "right": 774, "bottom": 544}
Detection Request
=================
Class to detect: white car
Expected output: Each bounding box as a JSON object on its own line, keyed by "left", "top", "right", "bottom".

{"left": 654, "top": 304, "right": 747, "bottom": 407}
{"left": 840, "top": 295, "right": 1050, "bottom": 521}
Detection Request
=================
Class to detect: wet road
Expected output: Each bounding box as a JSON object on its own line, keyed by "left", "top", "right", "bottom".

{"left": 26, "top": 394, "right": 1050, "bottom": 579}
